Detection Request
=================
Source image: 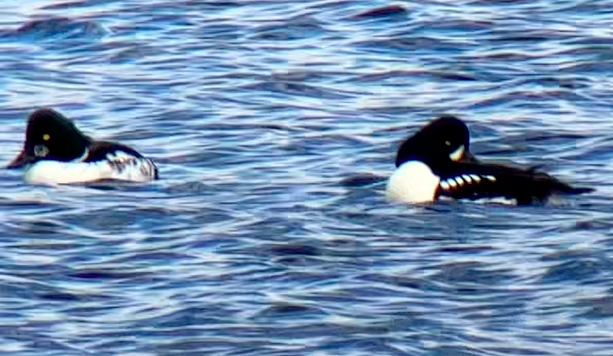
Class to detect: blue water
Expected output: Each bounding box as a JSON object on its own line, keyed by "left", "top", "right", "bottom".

{"left": 1, "top": 0, "right": 612, "bottom": 355}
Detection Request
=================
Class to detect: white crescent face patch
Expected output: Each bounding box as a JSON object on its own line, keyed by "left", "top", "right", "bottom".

{"left": 439, "top": 174, "right": 496, "bottom": 192}
{"left": 449, "top": 145, "right": 465, "bottom": 162}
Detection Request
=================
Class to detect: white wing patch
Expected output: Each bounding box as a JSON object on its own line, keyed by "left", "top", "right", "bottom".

{"left": 439, "top": 173, "right": 497, "bottom": 192}
{"left": 106, "top": 151, "right": 157, "bottom": 182}
{"left": 440, "top": 180, "right": 450, "bottom": 190}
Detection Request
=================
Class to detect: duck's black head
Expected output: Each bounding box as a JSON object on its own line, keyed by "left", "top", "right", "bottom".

{"left": 395, "top": 115, "right": 476, "bottom": 167}
{"left": 7, "top": 108, "right": 90, "bottom": 168}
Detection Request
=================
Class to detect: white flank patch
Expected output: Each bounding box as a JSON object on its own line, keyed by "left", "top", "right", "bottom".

{"left": 387, "top": 161, "right": 440, "bottom": 204}
{"left": 24, "top": 160, "right": 113, "bottom": 184}
{"left": 449, "top": 145, "right": 465, "bottom": 162}
{"left": 24, "top": 151, "right": 156, "bottom": 184}
{"left": 473, "top": 197, "right": 517, "bottom": 205}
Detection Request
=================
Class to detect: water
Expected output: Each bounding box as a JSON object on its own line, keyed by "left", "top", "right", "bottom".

{"left": 0, "top": 0, "right": 612, "bottom": 355}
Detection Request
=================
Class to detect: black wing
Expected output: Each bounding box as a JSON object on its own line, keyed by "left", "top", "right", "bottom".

{"left": 85, "top": 141, "right": 144, "bottom": 162}
{"left": 434, "top": 162, "right": 593, "bottom": 205}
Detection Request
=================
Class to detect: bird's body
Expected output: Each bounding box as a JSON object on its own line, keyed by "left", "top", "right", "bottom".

{"left": 8, "top": 108, "right": 158, "bottom": 184}
{"left": 387, "top": 116, "right": 592, "bottom": 205}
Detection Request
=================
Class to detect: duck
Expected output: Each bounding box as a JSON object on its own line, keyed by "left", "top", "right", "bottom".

{"left": 7, "top": 108, "right": 158, "bottom": 184}
{"left": 386, "top": 115, "right": 593, "bottom": 205}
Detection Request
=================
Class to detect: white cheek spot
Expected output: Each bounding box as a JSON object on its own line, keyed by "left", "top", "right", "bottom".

{"left": 449, "top": 145, "right": 465, "bottom": 162}
{"left": 34, "top": 144, "right": 49, "bottom": 158}
{"left": 440, "top": 181, "right": 450, "bottom": 190}
{"left": 387, "top": 161, "right": 440, "bottom": 204}
{"left": 462, "top": 175, "right": 472, "bottom": 183}
{"left": 454, "top": 176, "right": 464, "bottom": 186}
{"left": 470, "top": 174, "right": 481, "bottom": 182}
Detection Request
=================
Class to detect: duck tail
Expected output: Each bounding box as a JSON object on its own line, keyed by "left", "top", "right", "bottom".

{"left": 563, "top": 186, "right": 594, "bottom": 195}
{"left": 554, "top": 181, "right": 594, "bottom": 195}
{"left": 536, "top": 172, "right": 594, "bottom": 195}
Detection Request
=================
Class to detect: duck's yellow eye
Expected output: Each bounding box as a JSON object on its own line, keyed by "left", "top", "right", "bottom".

{"left": 43, "top": 134, "right": 50, "bottom": 141}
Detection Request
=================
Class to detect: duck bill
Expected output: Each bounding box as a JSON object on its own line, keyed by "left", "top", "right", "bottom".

{"left": 6, "top": 150, "right": 33, "bottom": 169}
{"left": 449, "top": 145, "right": 478, "bottom": 163}
{"left": 460, "top": 150, "right": 477, "bottom": 163}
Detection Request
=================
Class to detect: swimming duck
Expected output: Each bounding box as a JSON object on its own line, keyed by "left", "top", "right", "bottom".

{"left": 387, "top": 115, "right": 592, "bottom": 205}
{"left": 7, "top": 108, "right": 158, "bottom": 184}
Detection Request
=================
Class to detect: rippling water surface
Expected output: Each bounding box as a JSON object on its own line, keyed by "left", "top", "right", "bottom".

{"left": 1, "top": 1, "right": 613, "bottom": 355}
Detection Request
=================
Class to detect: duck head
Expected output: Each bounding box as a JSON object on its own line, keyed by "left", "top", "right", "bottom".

{"left": 395, "top": 115, "right": 476, "bottom": 167}
{"left": 7, "top": 108, "right": 90, "bottom": 168}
